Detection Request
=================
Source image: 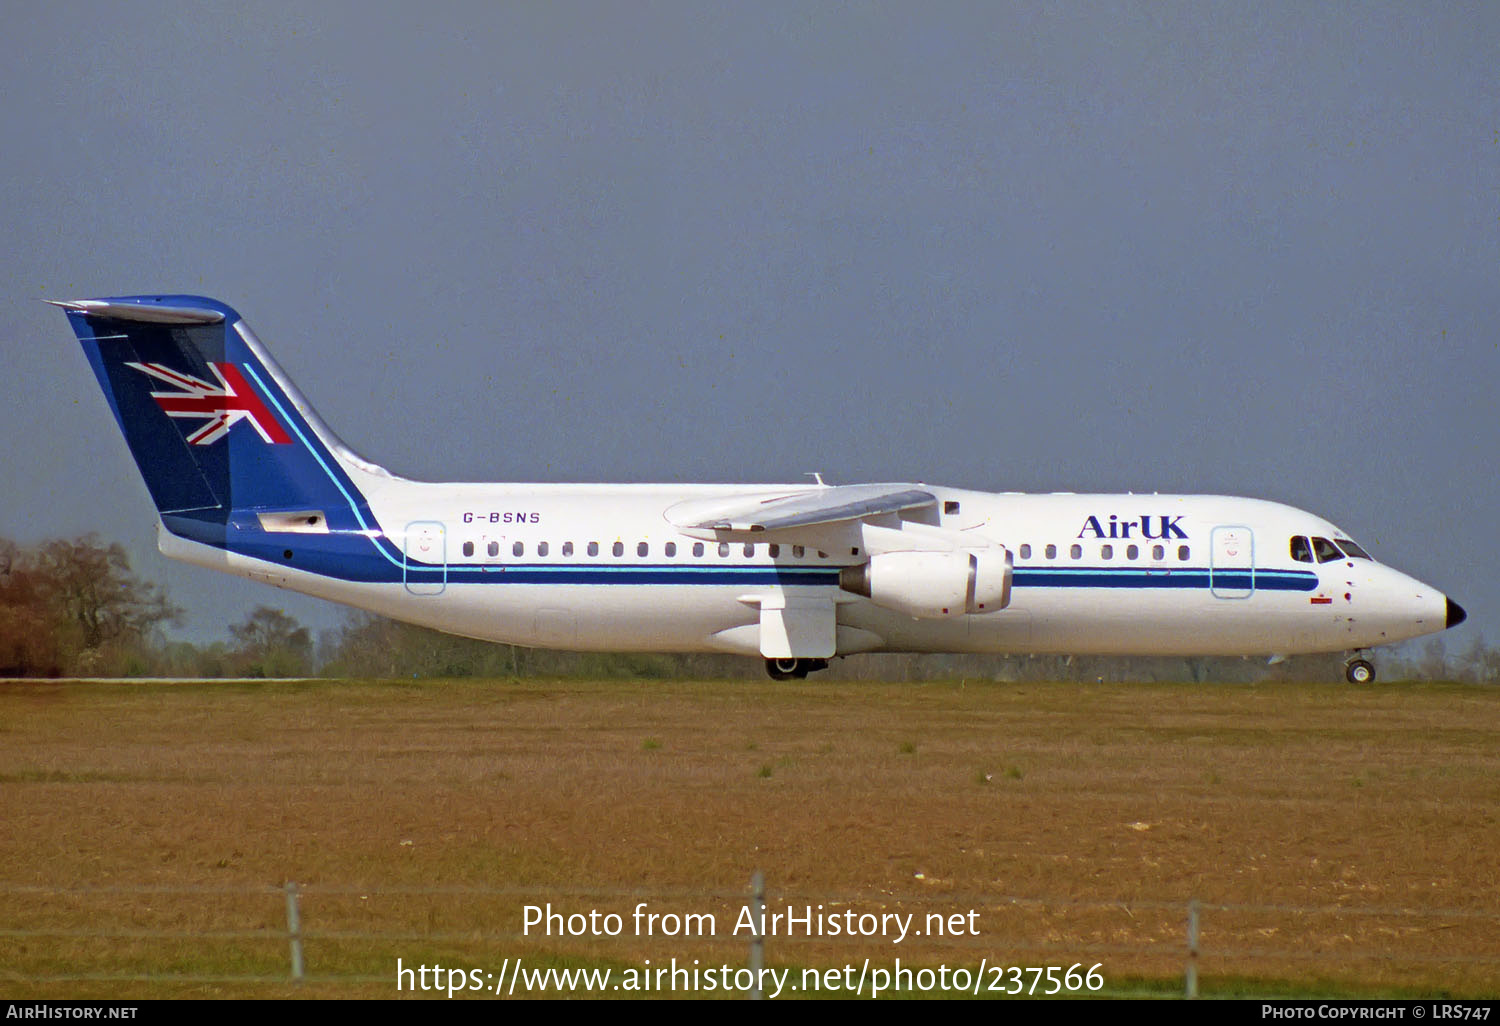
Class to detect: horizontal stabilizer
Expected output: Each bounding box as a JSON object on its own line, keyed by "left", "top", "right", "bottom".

{"left": 46, "top": 298, "right": 227, "bottom": 325}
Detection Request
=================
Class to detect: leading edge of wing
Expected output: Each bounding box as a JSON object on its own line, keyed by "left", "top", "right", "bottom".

{"left": 665, "top": 483, "right": 936, "bottom": 534}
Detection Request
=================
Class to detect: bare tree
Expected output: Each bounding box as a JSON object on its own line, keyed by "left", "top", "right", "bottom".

{"left": 34, "top": 535, "right": 180, "bottom": 650}
{"left": 229, "top": 606, "right": 313, "bottom": 677}
{"left": 0, "top": 537, "right": 64, "bottom": 676}
{"left": 1417, "top": 637, "right": 1449, "bottom": 681}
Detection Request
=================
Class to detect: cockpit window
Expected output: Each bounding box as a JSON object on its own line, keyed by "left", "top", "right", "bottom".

{"left": 1290, "top": 536, "right": 1313, "bottom": 563}
{"left": 1335, "top": 538, "right": 1371, "bottom": 560}
{"left": 1311, "top": 536, "right": 1344, "bottom": 563}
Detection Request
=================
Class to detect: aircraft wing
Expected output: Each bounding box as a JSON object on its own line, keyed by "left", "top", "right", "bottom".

{"left": 666, "top": 483, "right": 936, "bottom": 533}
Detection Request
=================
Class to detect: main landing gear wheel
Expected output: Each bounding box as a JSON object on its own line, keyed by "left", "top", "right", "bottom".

{"left": 1345, "top": 659, "right": 1376, "bottom": 685}
{"left": 765, "top": 658, "right": 829, "bottom": 681}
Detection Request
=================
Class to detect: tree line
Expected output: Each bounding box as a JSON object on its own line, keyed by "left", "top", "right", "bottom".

{"left": 2, "top": 533, "right": 1496, "bottom": 683}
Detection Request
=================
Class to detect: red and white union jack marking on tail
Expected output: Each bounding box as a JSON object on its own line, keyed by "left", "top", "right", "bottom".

{"left": 125, "top": 361, "right": 292, "bottom": 445}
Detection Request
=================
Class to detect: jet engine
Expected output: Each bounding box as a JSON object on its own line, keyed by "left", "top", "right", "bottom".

{"left": 838, "top": 548, "right": 1011, "bottom": 619}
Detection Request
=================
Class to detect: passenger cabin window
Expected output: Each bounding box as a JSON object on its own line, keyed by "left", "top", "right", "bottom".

{"left": 513, "top": 541, "right": 524, "bottom": 557}
{"left": 537, "top": 542, "right": 549, "bottom": 557}
{"left": 743, "top": 543, "right": 754, "bottom": 557}
{"left": 1311, "top": 537, "right": 1343, "bottom": 563}
{"left": 1018, "top": 544, "right": 1031, "bottom": 559}
{"left": 638, "top": 542, "right": 649, "bottom": 557}
{"left": 692, "top": 542, "right": 704, "bottom": 557}
{"left": 1178, "top": 545, "right": 1191, "bottom": 561}
{"left": 612, "top": 541, "right": 624, "bottom": 557}
{"left": 793, "top": 545, "right": 805, "bottom": 558}
{"left": 488, "top": 541, "right": 500, "bottom": 558}
{"left": 562, "top": 541, "right": 573, "bottom": 556}
{"left": 1100, "top": 544, "right": 1113, "bottom": 560}
{"left": 1152, "top": 544, "right": 1164, "bottom": 560}
{"left": 1290, "top": 536, "right": 1313, "bottom": 563}
{"left": 1070, "top": 544, "right": 1082, "bottom": 560}
{"left": 768, "top": 544, "right": 780, "bottom": 558}
{"left": 718, "top": 542, "right": 730, "bottom": 557}
{"left": 1045, "top": 544, "right": 1057, "bottom": 560}
{"left": 462, "top": 541, "right": 474, "bottom": 557}
{"left": 1126, "top": 544, "right": 1138, "bottom": 560}
{"left": 665, "top": 542, "right": 676, "bottom": 557}
{"left": 587, "top": 542, "right": 599, "bottom": 557}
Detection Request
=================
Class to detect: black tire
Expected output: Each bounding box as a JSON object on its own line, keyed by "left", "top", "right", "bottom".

{"left": 1345, "top": 659, "right": 1375, "bottom": 685}
{"left": 765, "top": 657, "right": 828, "bottom": 680}
{"left": 766, "top": 658, "right": 798, "bottom": 681}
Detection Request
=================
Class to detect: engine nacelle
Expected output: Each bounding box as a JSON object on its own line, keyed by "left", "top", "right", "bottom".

{"left": 838, "top": 548, "right": 1012, "bottom": 619}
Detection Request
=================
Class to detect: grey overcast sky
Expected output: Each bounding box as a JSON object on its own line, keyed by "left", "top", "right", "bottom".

{"left": 2, "top": 3, "right": 1496, "bottom": 651}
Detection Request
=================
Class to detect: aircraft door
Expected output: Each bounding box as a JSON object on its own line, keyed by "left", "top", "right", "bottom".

{"left": 404, "top": 521, "right": 447, "bottom": 595}
{"left": 1210, "top": 525, "right": 1253, "bottom": 599}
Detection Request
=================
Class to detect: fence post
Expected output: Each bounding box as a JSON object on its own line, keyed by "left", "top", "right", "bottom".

{"left": 285, "top": 881, "right": 305, "bottom": 982}
{"left": 1185, "top": 898, "right": 1199, "bottom": 999}
{"left": 749, "top": 870, "right": 765, "bottom": 1000}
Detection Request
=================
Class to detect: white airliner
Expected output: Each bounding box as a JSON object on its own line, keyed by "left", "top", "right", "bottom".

{"left": 53, "top": 295, "right": 1465, "bottom": 684}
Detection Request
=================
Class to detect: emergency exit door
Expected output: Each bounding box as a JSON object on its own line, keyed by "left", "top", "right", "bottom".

{"left": 403, "top": 521, "right": 447, "bottom": 595}
{"left": 1210, "top": 525, "right": 1254, "bottom": 599}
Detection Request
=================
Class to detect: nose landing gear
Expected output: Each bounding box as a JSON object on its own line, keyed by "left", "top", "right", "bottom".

{"left": 765, "top": 657, "right": 829, "bottom": 680}
{"left": 1344, "top": 652, "right": 1376, "bottom": 684}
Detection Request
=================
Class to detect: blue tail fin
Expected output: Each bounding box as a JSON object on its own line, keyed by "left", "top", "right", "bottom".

{"left": 53, "top": 295, "right": 381, "bottom": 549}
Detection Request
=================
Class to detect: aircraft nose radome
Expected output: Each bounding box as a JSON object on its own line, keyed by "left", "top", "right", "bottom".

{"left": 1446, "top": 598, "right": 1467, "bottom": 630}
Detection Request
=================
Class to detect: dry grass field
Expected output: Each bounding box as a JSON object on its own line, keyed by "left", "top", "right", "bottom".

{"left": 1, "top": 676, "right": 1498, "bottom": 999}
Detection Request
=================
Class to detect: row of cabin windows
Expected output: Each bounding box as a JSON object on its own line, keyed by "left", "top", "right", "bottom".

{"left": 454, "top": 538, "right": 1198, "bottom": 563}
{"left": 457, "top": 540, "right": 840, "bottom": 560}
{"left": 1016, "top": 543, "right": 1191, "bottom": 562}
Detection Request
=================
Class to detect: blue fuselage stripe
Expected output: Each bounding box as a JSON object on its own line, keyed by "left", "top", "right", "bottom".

{"left": 1013, "top": 568, "right": 1318, "bottom": 592}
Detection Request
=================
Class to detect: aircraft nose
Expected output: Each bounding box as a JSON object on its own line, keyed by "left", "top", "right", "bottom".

{"left": 1447, "top": 598, "right": 1468, "bottom": 629}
